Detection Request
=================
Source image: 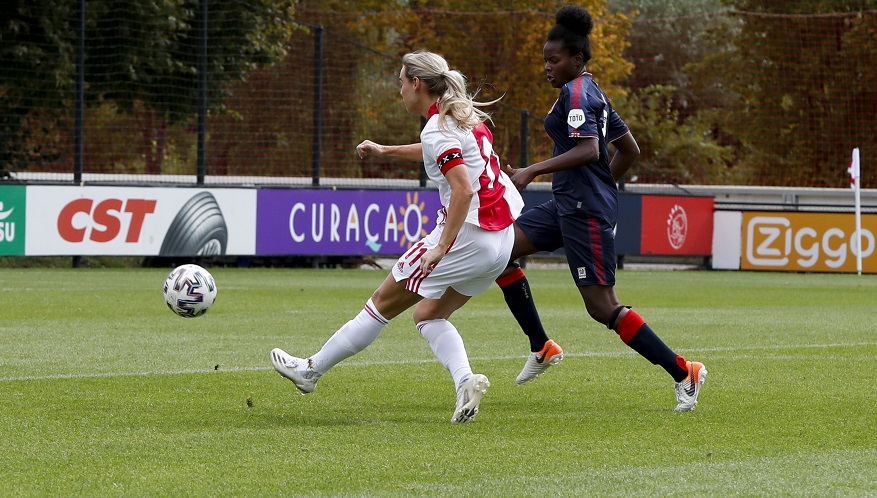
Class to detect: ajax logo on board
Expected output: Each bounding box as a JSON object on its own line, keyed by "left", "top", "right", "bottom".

{"left": 667, "top": 204, "right": 687, "bottom": 250}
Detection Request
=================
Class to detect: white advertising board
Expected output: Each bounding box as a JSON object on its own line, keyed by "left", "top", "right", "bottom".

{"left": 25, "top": 186, "right": 256, "bottom": 256}
{"left": 711, "top": 211, "right": 742, "bottom": 270}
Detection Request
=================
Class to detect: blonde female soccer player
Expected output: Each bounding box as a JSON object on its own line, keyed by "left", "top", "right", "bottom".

{"left": 271, "top": 51, "right": 524, "bottom": 423}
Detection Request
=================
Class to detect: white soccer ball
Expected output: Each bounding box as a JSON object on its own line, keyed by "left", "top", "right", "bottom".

{"left": 163, "top": 264, "right": 218, "bottom": 318}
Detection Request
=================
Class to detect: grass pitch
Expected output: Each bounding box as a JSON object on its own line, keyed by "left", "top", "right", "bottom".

{"left": 1, "top": 267, "right": 875, "bottom": 496}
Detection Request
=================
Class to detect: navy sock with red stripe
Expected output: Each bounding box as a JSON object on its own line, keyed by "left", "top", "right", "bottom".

{"left": 496, "top": 266, "right": 549, "bottom": 352}
{"left": 615, "top": 309, "right": 688, "bottom": 382}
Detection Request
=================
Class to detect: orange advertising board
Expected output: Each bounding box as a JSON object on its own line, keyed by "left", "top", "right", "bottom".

{"left": 741, "top": 211, "right": 877, "bottom": 273}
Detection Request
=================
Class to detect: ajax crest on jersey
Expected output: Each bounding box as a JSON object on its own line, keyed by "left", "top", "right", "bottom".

{"left": 163, "top": 264, "right": 218, "bottom": 318}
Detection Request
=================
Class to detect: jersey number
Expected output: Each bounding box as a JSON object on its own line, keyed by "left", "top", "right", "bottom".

{"left": 478, "top": 135, "right": 500, "bottom": 190}
{"left": 402, "top": 241, "right": 427, "bottom": 267}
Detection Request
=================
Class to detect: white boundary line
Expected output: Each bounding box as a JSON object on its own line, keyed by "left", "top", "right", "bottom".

{"left": 2, "top": 341, "right": 875, "bottom": 383}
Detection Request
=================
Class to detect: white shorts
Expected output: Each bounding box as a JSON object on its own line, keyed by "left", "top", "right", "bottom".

{"left": 391, "top": 222, "right": 515, "bottom": 299}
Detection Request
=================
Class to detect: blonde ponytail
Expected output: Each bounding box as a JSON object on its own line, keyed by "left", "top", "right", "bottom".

{"left": 401, "top": 51, "right": 500, "bottom": 131}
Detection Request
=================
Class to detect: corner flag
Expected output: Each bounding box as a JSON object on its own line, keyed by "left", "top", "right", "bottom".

{"left": 848, "top": 148, "right": 860, "bottom": 189}
{"left": 849, "top": 148, "right": 862, "bottom": 274}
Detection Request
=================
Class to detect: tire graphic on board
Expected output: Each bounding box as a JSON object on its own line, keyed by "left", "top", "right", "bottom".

{"left": 159, "top": 192, "right": 228, "bottom": 256}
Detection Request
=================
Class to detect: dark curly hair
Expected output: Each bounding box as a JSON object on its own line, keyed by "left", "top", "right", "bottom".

{"left": 547, "top": 4, "right": 594, "bottom": 64}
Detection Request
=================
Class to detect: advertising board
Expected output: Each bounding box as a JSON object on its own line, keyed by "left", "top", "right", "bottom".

{"left": 741, "top": 211, "right": 877, "bottom": 272}
{"left": 256, "top": 189, "right": 442, "bottom": 255}
{"left": 25, "top": 186, "right": 256, "bottom": 256}
{"left": 0, "top": 186, "right": 26, "bottom": 256}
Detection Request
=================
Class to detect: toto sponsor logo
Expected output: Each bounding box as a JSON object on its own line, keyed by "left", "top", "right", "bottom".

{"left": 667, "top": 204, "right": 687, "bottom": 250}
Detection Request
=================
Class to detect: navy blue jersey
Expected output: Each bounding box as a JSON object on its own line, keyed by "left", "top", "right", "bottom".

{"left": 543, "top": 73, "right": 629, "bottom": 225}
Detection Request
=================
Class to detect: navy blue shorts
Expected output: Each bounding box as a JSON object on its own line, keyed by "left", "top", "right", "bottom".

{"left": 516, "top": 199, "right": 616, "bottom": 286}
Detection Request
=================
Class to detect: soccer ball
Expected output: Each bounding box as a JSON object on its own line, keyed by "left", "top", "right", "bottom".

{"left": 163, "top": 264, "right": 218, "bottom": 318}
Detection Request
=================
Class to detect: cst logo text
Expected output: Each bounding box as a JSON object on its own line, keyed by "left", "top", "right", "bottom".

{"left": 58, "top": 198, "right": 157, "bottom": 243}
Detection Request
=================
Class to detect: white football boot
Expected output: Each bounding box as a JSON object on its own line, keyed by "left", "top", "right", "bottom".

{"left": 516, "top": 339, "right": 564, "bottom": 384}
{"left": 270, "top": 348, "right": 321, "bottom": 394}
{"left": 451, "top": 374, "right": 490, "bottom": 423}
{"left": 674, "top": 361, "right": 707, "bottom": 412}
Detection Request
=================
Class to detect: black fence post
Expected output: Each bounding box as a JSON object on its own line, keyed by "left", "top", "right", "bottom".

{"left": 73, "top": 0, "right": 85, "bottom": 185}
{"left": 312, "top": 25, "right": 324, "bottom": 186}
{"left": 196, "top": 0, "right": 208, "bottom": 186}
{"left": 520, "top": 109, "right": 529, "bottom": 169}
{"left": 72, "top": 0, "right": 86, "bottom": 269}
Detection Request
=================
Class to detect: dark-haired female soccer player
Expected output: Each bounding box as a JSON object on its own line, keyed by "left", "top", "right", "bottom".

{"left": 500, "top": 3, "right": 707, "bottom": 411}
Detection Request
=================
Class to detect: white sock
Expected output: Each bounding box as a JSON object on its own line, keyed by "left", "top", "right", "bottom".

{"left": 309, "top": 298, "right": 389, "bottom": 374}
{"left": 417, "top": 319, "right": 472, "bottom": 390}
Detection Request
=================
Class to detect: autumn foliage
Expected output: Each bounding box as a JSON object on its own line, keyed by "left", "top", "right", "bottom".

{"left": 2, "top": 0, "right": 875, "bottom": 188}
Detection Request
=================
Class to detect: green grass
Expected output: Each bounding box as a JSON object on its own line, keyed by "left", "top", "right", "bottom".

{"left": 1, "top": 267, "right": 875, "bottom": 496}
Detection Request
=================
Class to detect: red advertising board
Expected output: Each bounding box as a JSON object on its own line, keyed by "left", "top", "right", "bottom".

{"left": 640, "top": 196, "right": 714, "bottom": 255}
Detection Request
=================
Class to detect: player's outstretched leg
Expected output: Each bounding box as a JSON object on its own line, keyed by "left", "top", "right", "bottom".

{"left": 271, "top": 298, "right": 389, "bottom": 394}
{"left": 496, "top": 263, "right": 564, "bottom": 383}
{"left": 610, "top": 306, "right": 707, "bottom": 411}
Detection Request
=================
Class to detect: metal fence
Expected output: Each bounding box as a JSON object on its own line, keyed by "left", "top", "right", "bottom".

{"left": 2, "top": 1, "right": 875, "bottom": 190}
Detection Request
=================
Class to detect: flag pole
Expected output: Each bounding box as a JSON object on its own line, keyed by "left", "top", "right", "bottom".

{"left": 850, "top": 148, "right": 862, "bottom": 275}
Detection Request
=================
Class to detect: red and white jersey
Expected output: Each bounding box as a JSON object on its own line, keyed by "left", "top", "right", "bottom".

{"left": 420, "top": 103, "right": 524, "bottom": 231}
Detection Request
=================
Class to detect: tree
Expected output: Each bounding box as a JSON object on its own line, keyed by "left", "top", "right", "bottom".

{"left": 0, "top": 0, "right": 75, "bottom": 172}
{"left": 404, "top": 0, "right": 634, "bottom": 166}
{"left": 0, "top": 0, "right": 298, "bottom": 174}
{"left": 608, "top": 0, "right": 727, "bottom": 118}
{"left": 603, "top": 0, "right": 734, "bottom": 184}
{"left": 295, "top": 0, "right": 634, "bottom": 172}
{"left": 613, "top": 85, "right": 732, "bottom": 184}
{"left": 689, "top": 0, "right": 877, "bottom": 186}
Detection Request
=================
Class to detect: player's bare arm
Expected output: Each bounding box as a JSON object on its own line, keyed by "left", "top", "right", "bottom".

{"left": 503, "top": 138, "right": 598, "bottom": 191}
{"left": 356, "top": 140, "right": 423, "bottom": 161}
{"left": 608, "top": 131, "right": 640, "bottom": 182}
{"left": 419, "top": 164, "right": 473, "bottom": 275}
